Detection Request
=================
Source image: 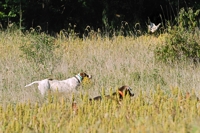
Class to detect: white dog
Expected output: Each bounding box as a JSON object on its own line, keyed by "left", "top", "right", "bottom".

{"left": 25, "top": 72, "right": 92, "bottom": 96}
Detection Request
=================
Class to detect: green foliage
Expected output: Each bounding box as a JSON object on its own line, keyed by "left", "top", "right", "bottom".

{"left": 20, "top": 32, "right": 63, "bottom": 74}
{"left": 0, "top": 0, "right": 22, "bottom": 19}
{"left": 178, "top": 8, "right": 200, "bottom": 31}
{"left": 155, "top": 8, "right": 200, "bottom": 63}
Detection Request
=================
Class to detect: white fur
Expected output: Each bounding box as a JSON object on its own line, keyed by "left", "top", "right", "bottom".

{"left": 25, "top": 73, "right": 91, "bottom": 96}
{"left": 148, "top": 22, "right": 161, "bottom": 33}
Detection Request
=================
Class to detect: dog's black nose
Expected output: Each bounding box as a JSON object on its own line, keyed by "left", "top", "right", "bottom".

{"left": 130, "top": 92, "right": 134, "bottom": 97}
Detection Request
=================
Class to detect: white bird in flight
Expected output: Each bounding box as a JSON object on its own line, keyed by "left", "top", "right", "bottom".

{"left": 148, "top": 22, "right": 161, "bottom": 33}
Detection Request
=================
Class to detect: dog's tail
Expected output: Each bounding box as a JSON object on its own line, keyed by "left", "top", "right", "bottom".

{"left": 25, "top": 81, "right": 40, "bottom": 87}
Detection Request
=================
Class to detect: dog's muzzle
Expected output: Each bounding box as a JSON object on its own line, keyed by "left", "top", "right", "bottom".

{"left": 128, "top": 87, "right": 134, "bottom": 97}
{"left": 88, "top": 75, "right": 92, "bottom": 79}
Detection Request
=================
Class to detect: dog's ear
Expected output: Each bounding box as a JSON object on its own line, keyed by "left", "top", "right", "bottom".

{"left": 118, "top": 86, "right": 126, "bottom": 92}
{"left": 80, "top": 72, "right": 86, "bottom": 78}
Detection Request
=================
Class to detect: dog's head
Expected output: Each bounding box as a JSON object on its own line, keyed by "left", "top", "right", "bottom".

{"left": 79, "top": 72, "right": 92, "bottom": 79}
{"left": 117, "top": 85, "right": 134, "bottom": 99}
{"left": 75, "top": 72, "right": 92, "bottom": 83}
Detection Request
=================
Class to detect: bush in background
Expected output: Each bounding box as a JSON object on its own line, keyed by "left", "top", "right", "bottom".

{"left": 155, "top": 8, "right": 200, "bottom": 63}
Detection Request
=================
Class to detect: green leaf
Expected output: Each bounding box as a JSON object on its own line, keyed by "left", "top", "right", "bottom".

{"left": 8, "top": 11, "right": 16, "bottom": 17}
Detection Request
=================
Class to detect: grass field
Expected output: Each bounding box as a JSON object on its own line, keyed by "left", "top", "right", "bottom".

{"left": 0, "top": 29, "right": 200, "bottom": 132}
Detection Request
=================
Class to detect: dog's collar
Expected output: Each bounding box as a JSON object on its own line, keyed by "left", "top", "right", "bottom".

{"left": 74, "top": 74, "right": 82, "bottom": 83}
{"left": 118, "top": 90, "right": 124, "bottom": 97}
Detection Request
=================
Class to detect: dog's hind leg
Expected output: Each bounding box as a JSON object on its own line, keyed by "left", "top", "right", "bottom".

{"left": 38, "top": 79, "right": 50, "bottom": 96}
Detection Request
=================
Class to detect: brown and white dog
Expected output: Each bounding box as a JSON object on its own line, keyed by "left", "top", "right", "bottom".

{"left": 25, "top": 72, "right": 92, "bottom": 96}
{"left": 89, "top": 85, "right": 134, "bottom": 101}
{"left": 72, "top": 85, "right": 134, "bottom": 114}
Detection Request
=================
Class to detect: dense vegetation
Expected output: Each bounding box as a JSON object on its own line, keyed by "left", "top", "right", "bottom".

{"left": 0, "top": 0, "right": 200, "bottom": 35}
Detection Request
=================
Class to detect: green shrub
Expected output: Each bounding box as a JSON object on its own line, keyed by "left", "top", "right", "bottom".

{"left": 155, "top": 8, "right": 200, "bottom": 63}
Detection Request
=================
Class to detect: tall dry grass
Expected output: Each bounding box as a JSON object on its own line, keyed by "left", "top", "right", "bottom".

{"left": 0, "top": 30, "right": 200, "bottom": 132}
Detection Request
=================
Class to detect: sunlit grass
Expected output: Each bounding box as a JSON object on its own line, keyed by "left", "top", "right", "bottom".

{"left": 0, "top": 86, "right": 200, "bottom": 132}
{"left": 0, "top": 30, "right": 200, "bottom": 132}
